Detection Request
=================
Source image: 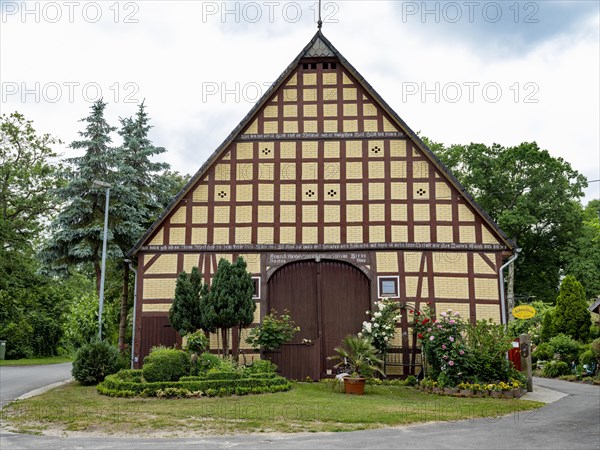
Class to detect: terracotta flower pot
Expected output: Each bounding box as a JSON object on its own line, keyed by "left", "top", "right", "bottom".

{"left": 344, "top": 377, "right": 366, "bottom": 395}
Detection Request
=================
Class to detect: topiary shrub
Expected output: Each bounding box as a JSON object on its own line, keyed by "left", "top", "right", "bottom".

{"left": 142, "top": 347, "right": 190, "bottom": 382}
{"left": 548, "top": 334, "right": 581, "bottom": 363}
{"left": 542, "top": 360, "right": 571, "bottom": 378}
{"left": 72, "top": 340, "right": 120, "bottom": 385}
{"left": 591, "top": 338, "right": 600, "bottom": 363}
{"left": 579, "top": 350, "right": 595, "bottom": 367}
{"left": 197, "top": 352, "right": 222, "bottom": 373}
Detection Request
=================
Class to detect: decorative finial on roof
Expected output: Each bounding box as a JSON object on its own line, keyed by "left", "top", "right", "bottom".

{"left": 317, "top": 0, "right": 323, "bottom": 29}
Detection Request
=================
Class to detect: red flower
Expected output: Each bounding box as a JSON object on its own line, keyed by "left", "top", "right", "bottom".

{"left": 421, "top": 318, "right": 430, "bottom": 324}
{"left": 416, "top": 311, "right": 421, "bottom": 316}
{"left": 417, "top": 333, "right": 423, "bottom": 339}
{"left": 408, "top": 310, "right": 413, "bottom": 314}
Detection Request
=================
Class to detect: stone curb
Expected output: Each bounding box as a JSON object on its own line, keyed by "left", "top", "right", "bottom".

{"left": 15, "top": 378, "right": 74, "bottom": 401}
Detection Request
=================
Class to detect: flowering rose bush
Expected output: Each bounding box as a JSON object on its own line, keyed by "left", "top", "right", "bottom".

{"left": 413, "top": 305, "right": 468, "bottom": 387}
{"left": 359, "top": 298, "right": 401, "bottom": 359}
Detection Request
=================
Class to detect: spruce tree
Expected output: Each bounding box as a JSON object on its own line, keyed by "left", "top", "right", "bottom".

{"left": 40, "top": 100, "right": 120, "bottom": 293}
{"left": 169, "top": 267, "right": 210, "bottom": 336}
{"left": 553, "top": 276, "right": 591, "bottom": 342}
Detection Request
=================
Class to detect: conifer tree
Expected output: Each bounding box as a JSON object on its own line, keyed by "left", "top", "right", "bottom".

{"left": 204, "top": 258, "right": 255, "bottom": 357}
{"left": 553, "top": 276, "right": 591, "bottom": 342}
{"left": 169, "top": 267, "right": 210, "bottom": 336}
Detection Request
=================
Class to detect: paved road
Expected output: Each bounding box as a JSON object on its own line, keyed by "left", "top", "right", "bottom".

{"left": 0, "top": 363, "right": 72, "bottom": 409}
{"left": 1, "top": 377, "right": 598, "bottom": 449}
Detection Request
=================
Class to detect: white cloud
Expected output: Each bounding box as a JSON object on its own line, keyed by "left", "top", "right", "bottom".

{"left": 1, "top": 0, "right": 598, "bottom": 202}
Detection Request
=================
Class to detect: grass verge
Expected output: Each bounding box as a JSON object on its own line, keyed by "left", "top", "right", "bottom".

{"left": 0, "top": 356, "right": 72, "bottom": 366}
{"left": 0, "top": 381, "right": 543, "bottom": 436}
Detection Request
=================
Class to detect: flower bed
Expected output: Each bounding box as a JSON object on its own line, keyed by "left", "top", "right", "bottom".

{"left": 418, "top": 379, "right": 526, "bottom": 399}
{"left": 97, "top": 369, "right": 292, "bottom": 398}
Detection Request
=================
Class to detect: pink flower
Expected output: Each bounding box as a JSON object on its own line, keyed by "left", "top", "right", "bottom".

{"left": 449, "top": 320, "right": 455, "bottom": 325}
{"left": 427, "top": 328, "right": 432, "bottom": 332}
{"left": 437, "top": 325, "right": 443, "bottom": 329}
{"left": 459, "top": 350, "right": 465, "bottom": 355}
{"left": 442, "top": 344, "right": 447, "bottom": 350}
{"left": 454, "top": 312, "right": 460, "bottom": 316}
{"left": 449, "top": 336, "right": 455, "bottom": 342}
{"left": 443, "top": 355, "right": 448, "bottom": 360}
{"left": 441, "top": 312, "right": 447, "bottom": 317}
{"left": 429, "top": 335, "right": 435, "bottom": 341}
{"left": 448, "top": 360, "right": 455, "bottom": 366}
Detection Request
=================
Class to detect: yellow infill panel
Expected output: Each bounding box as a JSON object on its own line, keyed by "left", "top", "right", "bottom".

{"left": 245, "top": 119, "right": 258, "bottom": 134}
{"left": 283, "top": 105, "right": 297, "bottom": 118}
{"left": 346, "top": 141, "right": 362, "bottom": 158}
{"left": 405, "top": 276, "right": 428, "bottom": 298}
{"left": 170, "top": 206, "right": 186, "bottom": 224}
{"left": 214, "top": 185, "right": 230, "bottom": 202}
{"left": 391, "top": 161, "right": 407, "bottom": 178}
{"left": 413, "top": 204, "right": 430, "bottom": 221}
{"left": 302, "top": 184, "right": 318, "bottom": 202}
{"left": 324, "top": 120, "right": 338, "bottom": 133}
{"left": 281, "top": 163, "right": 296, "bottom": 181}
{"left": 283, "top": 88, "right": 297, "bottom": 102}
{"left": 324, "top": 142, "right": 340, "bottom": 159}
{"left": 369, "top": 204, "right": 385, "bottom": 222}
{"left": 434, "top": 277, "right": 469, "bottom": 299}
{"left": 257, "top": 227, "right": 274, "bottom": 244}
{"left": 283, "top": 121, "right": 298, "bottom": 133}
{"left": 263, "top": 105, "right": 277, "bottom": 118}
{"left": 280, "top": 204, "right": 296, "bottom": 223}
{"left": 343, "top": 120, "right": 358, "bottom": 132}
{"left": 476, "top": 304, "right": 500, "bottom": 323}
{"left": 473, "top": 254, "right": 496, "bottom": 274}
{"left": 304, "top": 121, "right": 318, "bottom": 133}
{"left": 149, "top": 229, "right": 164, "bottom": 245}
{"left": 143, "top": 278, "right": 177, "bottom": 299}
{"left": 437, "top": 226, "right": 453, "bottom": 243}
{"left": 145, "top": 254, "right": 178, "bottom": 275}
{"left": 474, "top": 278, "right": 499, "bottom": 300}
{"left": 303, "top": 73, "right": 317, "bottom": 85}
{"left": 323, "top": 88, "right": 337, "bottom": 101}
{"left": 369, "top": 226, "right": 385, "bottom": 243}
{"left": 303, "top": 104, "right": 317, "bottom": 117}
{"left": 459, "top": 226, "right": 476, "bottom": 243}
{"left": 324, "top": 227, "right": 340, "bottom": 243}
{"left": 302, "top": 141, "right": 318, "bottom": 158}
{"left": 259, "top": 184, "right": 274, "bottom": 202}
{"left": 482, "top": 227, "right": 500, "bottom": 245}
{"left": 376, "top": 252, "right": 399, "bottom": 272}
{"left": 346, "top": 162, "right": 362, "bottom": 179}
{"left": 258, "top": 205, "right": 274, "bottom": 223}
{"left": 303, "top": 89, "right": 317, "bottom": 101}
{"left": 213, "top": 228, "right": 229, "bottom": 245}
{"left": 235, "top": 227, "right": 251, "bottom": 244}
{"left": 391, "top": 204, "right": 408, "bottom": 221}
{"left": 346, "top": 226, "right": 363, "bottom": 244}
{"left": 390, "top": 140, "right": 406, "bottom": 157}
{"left": 235, "top": 205, "right": 252, "bottom": 223}
{"left": 346, "top": 184, "right": 363, "bottom": 201}
{"left": 391, "top": 183, "right": 407, "bottom": 200}
{"left": 193, "top": 185, "right": 208, "bottom": 202}
{"left": 191, "top": 228, "right": 207, "bottom": 245}
{"left": 213, "top": 206, "right": 230, "bottom": 224}
{"left": 214, "top": 164, "right": 230, "bottom": 181}
{"left": 436, "top": 182, "right": 452, "bottom": 200}
{"left": 142, "top": 303, "right": 172, "bottom": 313}
{"left": 280, "top": 185, "right": 296, "bottom": 202}
{"left": 238, "top": 254, "right": 260, "bottom": 273}
{"left": 392, "top": 225, "right": 408, "bottom": 242}
{"left": 169, "top": 228, "right": 185, "bottom": 245}
{"left": 363, "top": 103, "right": 377, "bottom": 116}
{"left": 413, "top": 183, "right": 429, "bottom": 199}
{"left": 458, "top": 204, "right": 475, "bottom": 222}
{"left": 346, "top": 204, "right": 363, "bottom": 222}
{"left": 236, "top": 163, "right": 252, "bottom": 181}
{"left": 286, "top": 73, "right": 297, "bottom": 86}
{"left": 414, "top": 226, "right": 430, "bottom": 242}
{"left": 302, "top": 227, "right": 318, "bottom": 244}
{"left": 183, "top": 254, "right": 200, "bottom": 273}
{"left": 343, "top": 88, "right": 357, "bottom": 101}
{"left": 323, "top": 72, "right": 337, "bottom": 85}
{"left": 343, "top": 104, "right": 357, "bottom": 116}
{"left": 433, "top": 252, "right": 468, "bottom": 274}
{"left": 302, "top": 205, "right": 318, "bottom": 223}
{"left": 364, "top": 120, "right": 378, "bottom": 133}
{"left": 368, "top": 161, "right": 385, "bottom": 179}
{"left": 383, "top": 117, "right": 397, "bottom": 132}
{"left": 369, "top": 183, "right": 385, "bottom": 200}
{"left": 280, "top": 227, "right": 296, "bottom": 244}
{"left": 412, "top": 161, "right": 430, "bottom": 179}
{"left": 324, "top": 205, "right": 340, "bottom": 223}
{"left": 302, "top": 162, "right": 319, "bottom": 180}
{"left": 258, "top": 163, "right": 274, "bottom": 180}
{"left": 436, "top": 204, "right": 452, "bottom": 222}
{"left": 324, "top": 104, "right": 338, "bottom": 117}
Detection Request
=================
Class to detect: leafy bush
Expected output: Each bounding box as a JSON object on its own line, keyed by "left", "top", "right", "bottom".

{"left": 591, "top": 338, "right": 600, "bottom": 362}
{"left": 552, "top": 276, "right": 591, "bottom": 342}
{"left": 532, "top": 343, "right": 554, "bottom": 362}
{"left": 243, "top": 359, "right": 278, "bottom": 375}
{"left": 464, "top": 319, "right": 514, "bottom": 383}
{"left": 548, "top": 334, "right": 581, "bottom": 363}
{"left": 72, "top": 340, "right": 120, "bottom": 385}
{"left": 142, "top": 347, "right": 190, "bottom": 382}
{"left": 579, "top": 350, "right": 594, "bottom": 367}
{"left": 245, "top": 309, "right": 299, "bottom": 351}
{"left": 184, "top": 330, "right": 209, "bottom": 354}
{"left": 405, "top": 375, "right": 418, "bottom": 387}
{"left": 542, "top": 360, "right": 571, "bottom": 378}
{"left": 197, "top": 352, "right": 222, "bottom": 373}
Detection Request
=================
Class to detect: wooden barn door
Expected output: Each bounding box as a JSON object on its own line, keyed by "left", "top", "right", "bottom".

{"left": 139, "top": 316, "right": 178, "bottom": 364}
{"left": 268, "top": 259, "right": 370, "bottom": 380}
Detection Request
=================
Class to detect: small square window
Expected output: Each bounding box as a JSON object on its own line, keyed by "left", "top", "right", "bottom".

{"left": 378, "top": 276, "right": 399, "bottom": 298}
{"left": 252, "top": 277, "right": 261, "bottom": 300}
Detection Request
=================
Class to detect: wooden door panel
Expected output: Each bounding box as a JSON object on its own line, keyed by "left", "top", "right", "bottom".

{"left": 139, "top": 316, "right": 178, "bottom": 364}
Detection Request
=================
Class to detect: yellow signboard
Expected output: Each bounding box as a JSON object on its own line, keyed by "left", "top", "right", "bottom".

{"left": 512, "top": 305, "right": 536, "bottom": 320}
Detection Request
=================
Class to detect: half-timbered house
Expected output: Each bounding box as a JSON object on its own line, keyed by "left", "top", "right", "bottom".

{"left": 128, "top": 31, "right": 514, "bottom": 379}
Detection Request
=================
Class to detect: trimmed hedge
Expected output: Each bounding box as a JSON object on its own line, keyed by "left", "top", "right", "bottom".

{"left": 142, "top": 347, "right": 190, "bottom": 382}
{"left": 98, "top": 370, "right": 291, "bottom": 398}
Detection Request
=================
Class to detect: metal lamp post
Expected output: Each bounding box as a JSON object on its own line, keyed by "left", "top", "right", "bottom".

{"left": 92, "top": 180, "right": 111, "bottom": 340}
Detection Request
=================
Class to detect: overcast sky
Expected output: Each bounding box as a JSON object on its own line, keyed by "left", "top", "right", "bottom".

{"left": 1, "top": 0, "right": 599, "bottom": 204}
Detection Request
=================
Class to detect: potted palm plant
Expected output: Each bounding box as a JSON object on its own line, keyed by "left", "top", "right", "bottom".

{"left": 328, "top": 335, "right": 384, "bottom": 395}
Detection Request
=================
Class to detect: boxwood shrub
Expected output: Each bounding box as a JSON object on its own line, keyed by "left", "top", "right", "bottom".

{"left": 97, "top": 369, "right": 292, "bottom": 398}
{"left": 142, "top": 347, "right": 190, "bottom": 382}
{"left": 72, "top": 340, "right": 120, "bottom": 385}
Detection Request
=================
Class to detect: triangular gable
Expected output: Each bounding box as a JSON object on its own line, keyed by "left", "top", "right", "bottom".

{"left": 129, "top": 31, "right": 512, "bottom": 256}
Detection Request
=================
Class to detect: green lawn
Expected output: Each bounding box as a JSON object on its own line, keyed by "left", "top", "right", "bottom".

{"left": 0, "top": 356, "right": 72, "bottom": 366}
{"left": 0, "top": 381, "right": 543, "bottom": 436}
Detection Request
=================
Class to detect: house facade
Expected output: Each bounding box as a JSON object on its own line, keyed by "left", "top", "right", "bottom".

{"left": 129, "top": 32, "right": 513, "bottom": 379}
